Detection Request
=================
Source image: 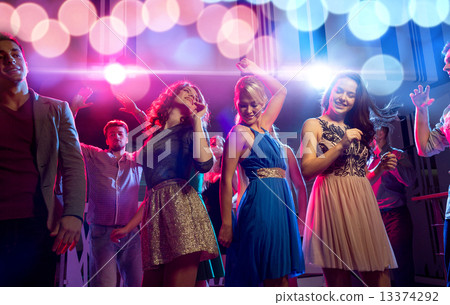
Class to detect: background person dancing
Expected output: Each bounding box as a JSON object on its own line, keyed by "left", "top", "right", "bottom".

{"left": 368, "top": 119, "right": 416, "bottom": 287}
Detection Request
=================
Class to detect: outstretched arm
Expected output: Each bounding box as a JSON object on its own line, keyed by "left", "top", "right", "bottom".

{"left": 410, "top": 85, "right": 434, "bottom": 156}
{"left": 115, "top": 93, "right": 148, "bottom": 124}
{"left": 236, "top": 58, "right": 287, "bottom": 130}
{"left": 70, "top": 87, "right": 93, "bottom": 118}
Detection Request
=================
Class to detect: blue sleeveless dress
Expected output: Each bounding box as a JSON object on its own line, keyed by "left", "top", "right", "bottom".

{"left": 225, "top": 127, "right": 305, "bottom": 286}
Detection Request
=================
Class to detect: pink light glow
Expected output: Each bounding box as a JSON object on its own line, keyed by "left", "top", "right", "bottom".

{"left": 110, "top": 65, "right": 151, "bottom": 101}
{"left": 222, "top": 5, "right": 259, "bottom": 39}
{"left": 176, "top": 0, "right": 204, "bottom": 26}
{"left": 31, "top": 19, "right": 70, "bottom": 58}
{"left": 58, "top": 0, "right": 97, "bottom": 36}
{"left": 142, "top": 0, "right": 180, "bottom": 32}
{"left": 111, "top": 0, "right": 147, "bottom": 37}
{"left": 217, "top": 32, "right": 253, "bottom": 59}
{"left": 0, "top": 3, "right": 19, "bottom": 35}
{"left": 104, "top": 63, "right": 127, "bottom": 85}
{"left": 196, "top": 4, "right": 228, "bottom": 44}
{"left": 215, "top": 5, "right": 258, "bottom": 59}
{"left": 89, "top": 16, "right": 128, "bottom": 55}
{"left": 246, "top": 35, "right": 279, "bottom": 64}
{"left": 12, "top": 2, "right": 49, "bottom": 42}
{"left": 219, "top": 18, "right": 254, "bottom": 45}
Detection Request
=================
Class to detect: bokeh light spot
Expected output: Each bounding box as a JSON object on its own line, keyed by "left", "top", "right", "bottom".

{"left": 0, "top": 3, "right": 19, "bottom": 34}
{"left": 196, "top": 4, "right": 228, "bottom": 44}
{"left": 273, "top": 0, "right": 305, "bottom": 11}
{"left": 219, "top": 19, "right": 254, "bottom": 45}
{"left": 110, "top": 65, "right": 150, "bottom": 101}
{"left": 12, "top": 2, "right": 48, "bottom": 42}
{"left": 246, "top": 0, "right": 271, "bottom": 4}
{"left": 217, "top": 32, "right": 253, "bottom": 59}
{"left": 223, "top": 5, "right": 258, "bottom": 39}
{"left": 286, "top": 0, "right": 328, "bottom": 32}
{"left": 348, "top": 1, "right": 390, "bottom": 41}
{"left": 31, "top": 20, "right": 70, "bottom": 58}
{"left": 89, "top": 17, "right": 128, "bottom": 55}
{"left": 377, "top": 0, "right": 411, "bottom": 26}
{"left": 177, "top": 0, "right": 204, "bottom": 26}
{"left": 58, "top": 0, "right": 97, "bottom": 36}
{"left": 361, "top": 55, "right": 404, "bottom": 96}
{"left": 322, "top": 0, "right": 358, "bottom": 15}
{"left": 142, "top": 0, "right": 180, "bottom": 32}
{"left": 409, "top": 0, "right": 449, "bottom": 28}
{"left": 111, "top": 0, "right": 146, "bottom": 37}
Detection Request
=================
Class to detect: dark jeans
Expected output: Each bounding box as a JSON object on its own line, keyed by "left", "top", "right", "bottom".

{"left": 0, "top": 217, "right": 57, "bottom": 286}
{"left": 381, "top": 206, "right": 415, "bottom": 287}
{"left": 444, "top": 219, "right": 450, "bottom": 287}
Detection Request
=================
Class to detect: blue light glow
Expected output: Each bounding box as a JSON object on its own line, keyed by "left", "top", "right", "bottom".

{"left": 361, "top": 55, "right": 404, "bottom": 96}
{"left": 348, "top": 1, "right": 390, "bottom": 41}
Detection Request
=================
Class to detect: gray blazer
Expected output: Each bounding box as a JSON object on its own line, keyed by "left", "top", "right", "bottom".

{"left": 31, "top": 89, "right": 86, "bottom": 230}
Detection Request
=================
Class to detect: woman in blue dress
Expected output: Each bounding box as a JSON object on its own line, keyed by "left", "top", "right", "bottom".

{"left": 218, "top": 58, "right": 304, "bottom": 286}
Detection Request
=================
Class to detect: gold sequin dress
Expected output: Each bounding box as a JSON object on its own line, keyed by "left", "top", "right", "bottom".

{"left": 137, "top": 123, "right": 219, "bottom": 270}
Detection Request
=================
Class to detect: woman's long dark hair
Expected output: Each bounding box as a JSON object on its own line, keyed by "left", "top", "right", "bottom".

{"left": 321, "top": 72, "right": 397, "bottom": 149}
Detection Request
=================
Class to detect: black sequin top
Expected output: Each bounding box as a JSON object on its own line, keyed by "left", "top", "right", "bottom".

{"left": 137, "top": 123, "right": 213, "bottom": 188}
{"left": 317, "top": 118, "right": 369, "bottom": 177}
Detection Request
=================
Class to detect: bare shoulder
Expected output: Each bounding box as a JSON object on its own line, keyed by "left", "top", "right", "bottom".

{"left": 301, "top": 118, "right": 321, "bottom": 133}
{"left": 228, "top": 124, "right": 254, "bottom": 141}
{"left": 303, "top": 117, "right": 320, "bottom": 127}
{"left": 231, "top": 124, "right": 251, "bottom": 133}
{"left": 225, "top": 124, "right": 253, "bottom": 149}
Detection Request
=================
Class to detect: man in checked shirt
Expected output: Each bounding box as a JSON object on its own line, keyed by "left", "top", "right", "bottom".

{"left": 70, "top": 88, "right": 146, "bottom": 286}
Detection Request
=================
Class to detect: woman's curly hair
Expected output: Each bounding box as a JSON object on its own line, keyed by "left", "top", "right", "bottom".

{"left": 146, "top": 80, "right": 210, "bottom": 129}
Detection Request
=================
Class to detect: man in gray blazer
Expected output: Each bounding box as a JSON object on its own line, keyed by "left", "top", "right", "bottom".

{"left": 0, "top": 33, "right": 86, "bottom": 286}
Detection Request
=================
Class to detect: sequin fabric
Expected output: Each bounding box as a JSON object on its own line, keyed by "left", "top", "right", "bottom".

{"left": 317, "top": 118, "right": 368, "bottom": 177}
{"left": 256, "top": 167, "right": 286, "bottom": 179}
{"left": 141, "top": 179, "right": 219, "bottom": 270}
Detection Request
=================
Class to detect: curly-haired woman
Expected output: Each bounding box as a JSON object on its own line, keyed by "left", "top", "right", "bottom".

{"left": 111, "top": 81, "right": 220, "bottom": 286}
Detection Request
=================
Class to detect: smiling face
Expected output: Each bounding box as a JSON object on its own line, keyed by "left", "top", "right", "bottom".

{"left": 327, "top": 77, "right": 357, "bottom": 117}
{"left": 237, "top": 93, "right": 264, "bottom": 126}
{"left": 0, "top": 40, "right": 28, "bottom": 86}
{"left": 174, "top": 85, "right": 202, "bottom": 112}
